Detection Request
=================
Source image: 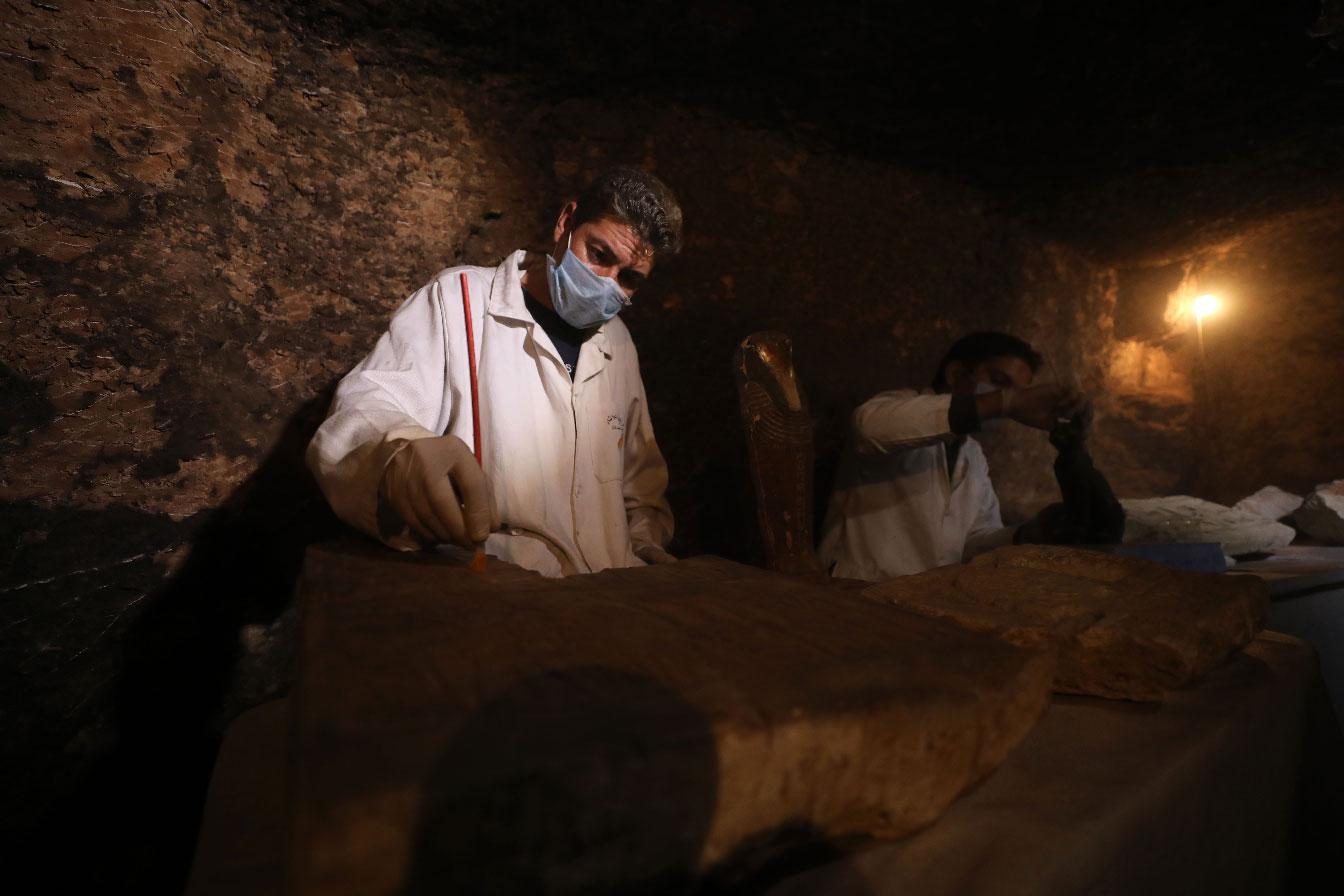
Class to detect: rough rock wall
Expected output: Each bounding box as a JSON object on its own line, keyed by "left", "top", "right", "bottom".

{"left": 1103, "top": 206, "right": 1344, "bottom": 505}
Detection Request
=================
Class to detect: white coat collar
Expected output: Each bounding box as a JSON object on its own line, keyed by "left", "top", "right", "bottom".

{"left": 488, "top": 249, "right": 612, "bottom": 358}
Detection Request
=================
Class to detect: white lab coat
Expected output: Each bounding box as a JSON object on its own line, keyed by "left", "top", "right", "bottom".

{"left": 307, "top": 250, "right": 673, "bottom": 577}
{"left": 818, "top": 390, "right": 1015, "bottom": 581}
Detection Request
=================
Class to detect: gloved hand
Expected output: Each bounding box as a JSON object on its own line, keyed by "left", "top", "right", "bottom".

{"left": 1000, "top": 384, "right": 1090, "bottom": 432}
{"left": 1049, "top": 401, "right": 1095, "bottom": 451}
{"left": 635, "top": 543, "right": 678, "bottom": 565}
{"left": 379, "top": 435, "right": 500, "bottom": 547}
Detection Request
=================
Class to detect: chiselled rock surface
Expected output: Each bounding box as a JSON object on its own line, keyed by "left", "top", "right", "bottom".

{"left": 862, "top": 545, "right": 1268, "bottom": 701}
{"left": 1122, "top": 495, "right": 1295, "bottom": 557}
{"left": 291, "top": 543, "right": 1053, "bottom": 895}
{"left": 1294, "top": 480, "right": 1344, "bottom": 544}
{"left": 1232, "top": 486, "right": 1303, "bottom": 522}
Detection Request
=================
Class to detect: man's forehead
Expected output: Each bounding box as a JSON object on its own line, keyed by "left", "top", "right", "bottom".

{"left": 581, "top": 215, "right": 653, "bottom": 264}
{"left": 979, "top": 355, "right": 1033, "bottom": 379}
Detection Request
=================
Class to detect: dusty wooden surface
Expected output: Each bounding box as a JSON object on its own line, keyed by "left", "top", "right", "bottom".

{"left": 290, "top": 541, "right": 1053, "bottom": 895}
{"left": 864, "top": 544, "right": 1268, "bottom": 700}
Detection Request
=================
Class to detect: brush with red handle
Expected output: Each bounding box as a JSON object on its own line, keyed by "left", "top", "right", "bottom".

{"left": 460, "top": 271, "right": 488, "bottom": 573}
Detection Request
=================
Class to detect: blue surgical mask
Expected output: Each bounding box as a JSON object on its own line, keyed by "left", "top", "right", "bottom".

{"left": 546, "top": 233, "right": 631, "bottom": 329}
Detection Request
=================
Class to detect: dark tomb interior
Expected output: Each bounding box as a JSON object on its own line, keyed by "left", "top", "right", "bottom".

{"left": 2, "top": 1, "right": 1343, "bottom": 891}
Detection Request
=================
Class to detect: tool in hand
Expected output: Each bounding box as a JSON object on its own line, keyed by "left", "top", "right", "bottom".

{"left": 460, "top": 271, "right": 489, "bottom": 574}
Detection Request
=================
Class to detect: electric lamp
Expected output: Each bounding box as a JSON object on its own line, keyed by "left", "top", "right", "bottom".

{"left": 1192, "top": 293, "right": 1221, "bottom": 356}
{"left": 1193, "top": 293, "right": 1220, "bottom": 321}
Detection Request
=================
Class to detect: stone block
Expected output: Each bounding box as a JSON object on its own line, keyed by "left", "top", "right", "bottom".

{"left": 1294, "top": 480, "right": 1344, "bottom": 544}
{"left": 1122, "top": 495, "right": 1295, "bottom": 556}
{"left": 290, "top": 542, "right": 1054, "bottom": 895}
{"left": 1232, "top": 485, "right": 1303, "bottom": 522}
{"left": 863, "top": 545, "right": 1268, "bottom": 701}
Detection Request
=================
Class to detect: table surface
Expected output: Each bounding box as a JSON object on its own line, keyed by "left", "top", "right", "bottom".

{"left": 1232, "top": 545, "right": 1344, "bottom": 596}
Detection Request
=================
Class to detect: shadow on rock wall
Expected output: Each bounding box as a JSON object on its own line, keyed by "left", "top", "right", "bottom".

{"left": 11, "top": 391, "right": 341, "bottom": 892}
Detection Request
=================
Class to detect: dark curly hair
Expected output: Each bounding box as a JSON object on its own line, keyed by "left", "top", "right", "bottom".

{"left": 572, "top": 166, "right": 683, "bottom": 259}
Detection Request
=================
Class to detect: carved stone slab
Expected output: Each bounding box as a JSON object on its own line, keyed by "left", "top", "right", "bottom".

{"left": 1232, "top": 485, "right": 1303, "bottom": 522}
{"left": 863, "top": 545, "right": 1268, "bottom": 701}
{"left": 290, "top": 543, "right": 1053, "bottom": 895}
{"left": 1294, "top": 480, "right": 1344, "bottom": 544}
{"left": 1122, "top": 495, "right": 1295, "bottom": 556}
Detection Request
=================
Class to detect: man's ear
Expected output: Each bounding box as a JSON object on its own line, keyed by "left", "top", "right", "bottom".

{"left": 943, "top": 360, "right": 970, "bottom": 391}
{"left": 551, "top": 201, "right": 578, "bottom": 246}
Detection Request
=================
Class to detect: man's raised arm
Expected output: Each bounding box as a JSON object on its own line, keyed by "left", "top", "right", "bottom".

{"left": 851, "top": 390, "right": 960, "bottom": 455}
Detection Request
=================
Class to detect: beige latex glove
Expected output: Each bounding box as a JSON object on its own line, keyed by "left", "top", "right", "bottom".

{"left": 999, "top": 384, "right": 1090, "bottom": 432}
{"left": 635, "top": 543, "right": 678, "bottom": 565}
{"left": 380, "top": 435, "right": 500, "bottom": 547}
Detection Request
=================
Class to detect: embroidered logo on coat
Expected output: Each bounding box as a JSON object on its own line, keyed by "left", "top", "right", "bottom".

{"left": 606, "top": 414, "right": 625, "bottom": 433}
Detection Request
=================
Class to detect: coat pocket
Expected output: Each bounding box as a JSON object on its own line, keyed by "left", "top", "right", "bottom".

{"left": 592, "top": 413, "right": 626, "bottom": 482}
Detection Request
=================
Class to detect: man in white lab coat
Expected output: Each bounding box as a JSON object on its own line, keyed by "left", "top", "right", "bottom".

{"left": 818, "top": 332, "right": 1093, "bottom": 581}
{"left": 308, "top": 167, "right": 680, "bottom": 577}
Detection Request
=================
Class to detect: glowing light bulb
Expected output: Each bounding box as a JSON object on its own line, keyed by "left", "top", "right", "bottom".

{"left": 1193, "top": 293, "right": 1220, "bottom": 321}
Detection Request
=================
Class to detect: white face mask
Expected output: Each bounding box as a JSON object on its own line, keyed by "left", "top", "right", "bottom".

{"left": 545, "top": 232, "right": 630, "bottom": 329}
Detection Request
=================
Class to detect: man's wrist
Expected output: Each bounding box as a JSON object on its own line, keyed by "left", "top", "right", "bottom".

{"left": 949, "top": 393, "right": 981, "bottom": 434}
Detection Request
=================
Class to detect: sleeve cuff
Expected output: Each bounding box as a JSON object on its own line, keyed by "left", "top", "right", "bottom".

{"left": 948, "top": 393, "right": 980, "bottom": 435}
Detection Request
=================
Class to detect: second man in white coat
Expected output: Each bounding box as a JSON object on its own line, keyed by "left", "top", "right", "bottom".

{"left": 819, "top": 332, "right": 1089, "bottom": 580}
